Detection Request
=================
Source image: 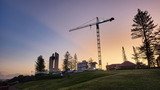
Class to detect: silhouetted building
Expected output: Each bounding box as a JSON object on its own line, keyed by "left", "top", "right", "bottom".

{"left": 107, "top": 64, "right": 121, "bottom": 70}
{"left": 107, "top": 61, "right": 136, "bottom": 70}
{"left": 49, "top": 54, "right": 54, "bottom": 72}
{"left": 54, "top": 52, "right": 59, "bottom": 71}
{"left": 120, "top": 61, "right": 136, "bottom": 69}
{"left": 49, "top": 52, "right": 59, "bottom": 73}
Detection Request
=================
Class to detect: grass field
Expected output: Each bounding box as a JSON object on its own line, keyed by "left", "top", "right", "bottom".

{"left": 16, "top": 69, "right": 160, "bottom": 90}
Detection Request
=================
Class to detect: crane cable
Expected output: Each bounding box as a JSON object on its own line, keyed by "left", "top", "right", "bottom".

{"left": 78, "top": 18, "right": 96, "bottom": 28}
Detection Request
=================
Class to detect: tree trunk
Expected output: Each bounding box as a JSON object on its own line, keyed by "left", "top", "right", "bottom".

{"left": 143, "top": 26, "right": 151, "bottom": 67}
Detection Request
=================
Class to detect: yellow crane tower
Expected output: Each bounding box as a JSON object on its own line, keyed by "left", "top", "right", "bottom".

{"left": 69, "top": 17, "right": 114, "bottom": 69}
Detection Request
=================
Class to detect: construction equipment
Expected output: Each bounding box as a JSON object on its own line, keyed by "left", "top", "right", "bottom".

{"left": 69, "top": 17, "right": 114, "bottom": 69}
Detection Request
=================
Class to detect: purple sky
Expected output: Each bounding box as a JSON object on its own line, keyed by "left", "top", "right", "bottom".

{"left": 0, "top": 0, "right": 160, "bottom": 79}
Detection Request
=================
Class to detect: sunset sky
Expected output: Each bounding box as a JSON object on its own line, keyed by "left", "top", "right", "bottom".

{"left": 0, "top": 0, "right": 160, "bottom": 79}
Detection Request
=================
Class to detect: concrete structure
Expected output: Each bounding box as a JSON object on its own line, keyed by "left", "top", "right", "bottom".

{"left": 49, "top": 52, "right": 59, "bottom": 73}
{"left": 49, "top": 54, "right": 54, "bottom": 72}
{"left": 54, "top": 52, "right": 59, "bottom": 71}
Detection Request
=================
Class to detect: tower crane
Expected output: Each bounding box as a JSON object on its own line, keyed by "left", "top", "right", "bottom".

{"left": 69, "top": 17, "right": 114, "bottom": 69}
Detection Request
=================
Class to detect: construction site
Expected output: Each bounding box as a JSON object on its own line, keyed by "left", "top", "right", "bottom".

{"left": 47, "top": 17, "right": 141, "bottom": 73}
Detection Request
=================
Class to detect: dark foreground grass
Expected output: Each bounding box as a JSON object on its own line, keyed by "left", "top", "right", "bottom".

{"left": 16, "top": 70, "right": 114, "bottom": 90}
{"left": 16, "top": 69, "right": 160, "bottom": 90}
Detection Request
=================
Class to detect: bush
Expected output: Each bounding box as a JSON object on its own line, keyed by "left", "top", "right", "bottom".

{"left": 7, "top": 73, "right": 63, "bottom": 84}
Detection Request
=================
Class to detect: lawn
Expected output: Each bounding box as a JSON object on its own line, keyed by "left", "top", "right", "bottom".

{"left": 16, "top": 69, "right": 160, "bottom": 90}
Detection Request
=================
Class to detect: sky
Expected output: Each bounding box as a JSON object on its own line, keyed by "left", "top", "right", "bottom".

{"left": 0, "top": 0, "right": 160, "bottom": 79}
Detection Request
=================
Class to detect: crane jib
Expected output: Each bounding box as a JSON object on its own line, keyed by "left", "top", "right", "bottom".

{"left": 69, "top": 17, "right": 114, "bottom": 32}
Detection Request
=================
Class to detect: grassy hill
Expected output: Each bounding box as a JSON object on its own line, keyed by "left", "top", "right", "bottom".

{"left": 16, "top": 69, "right": 160, "bottom": 90}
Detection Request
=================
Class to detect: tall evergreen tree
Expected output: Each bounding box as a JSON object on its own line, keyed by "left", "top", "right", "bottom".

{"left": 68, "top": 56, "right": 74, "bottom": 70}
{"left": 73, "top": 53, "right": 78, "bottom": 70}
{"left": 131, "top": 9, "right": 157, "bottom": 67}
{"left": 67, "top": 53, "right": 78, "bottom": 70}
{"left": 35, "top": 55, "right": 45, "bottom": 72}
{"left": 63, "top": 51, "right": 70, "bottom": 71}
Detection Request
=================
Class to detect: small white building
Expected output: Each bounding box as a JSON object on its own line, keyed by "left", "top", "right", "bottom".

{"left": 77, "top": 60, "right": 97, "bottom": 71}
{"left": 88, "top": 61, "right": 97, "bottom": 70}
{"left": 77, "top": 60, "right": 88, "bottom": 71}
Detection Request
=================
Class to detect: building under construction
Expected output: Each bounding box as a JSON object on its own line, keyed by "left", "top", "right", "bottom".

{"left": 49, "top": 52, "right": 59, "bottom": 73}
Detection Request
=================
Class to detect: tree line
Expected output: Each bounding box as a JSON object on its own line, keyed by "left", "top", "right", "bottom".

{"left": 35, "top": 51, "right": 78, "bottom": 73}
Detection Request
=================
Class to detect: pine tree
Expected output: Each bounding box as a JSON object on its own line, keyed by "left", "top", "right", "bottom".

{"left": 73, "top": 53, "right": 78, "bottom": 70}
{"left": 63, "top": 51, "right": 70, "bottom": 71}
{"left": 35, "top": 55, "right": 45, "bottom": 72}
{"left": 131, "top": 9, "right": 157, "bottom": 67}
{"left": 68, "top": 54, "right": 78, "bottom": 70}
{"left": 68, "top": 56, "right": 74, "bottom": 70}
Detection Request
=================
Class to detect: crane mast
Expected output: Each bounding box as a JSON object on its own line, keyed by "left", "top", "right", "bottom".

{"left": 96, "top": 17, "right": 102, "bottom": 69}
{"left": 69, "top": 17, "right": 114, "bottom": 69}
